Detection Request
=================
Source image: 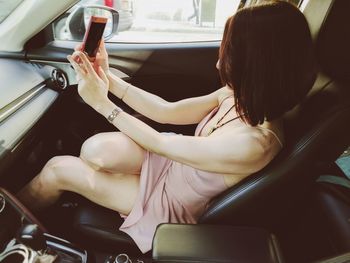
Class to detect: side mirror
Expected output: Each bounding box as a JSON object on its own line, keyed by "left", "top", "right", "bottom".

{"left": 65, "top": 5, "right": 119, "bottom": 41}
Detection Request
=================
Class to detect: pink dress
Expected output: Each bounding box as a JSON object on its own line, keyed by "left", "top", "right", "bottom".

{"left": 119, "top": 105, "right": 229, "bottom": 253}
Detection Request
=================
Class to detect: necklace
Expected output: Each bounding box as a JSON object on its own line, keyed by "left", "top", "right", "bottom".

{"left": 207, "top": 104, "right": 241, "bottom": 136}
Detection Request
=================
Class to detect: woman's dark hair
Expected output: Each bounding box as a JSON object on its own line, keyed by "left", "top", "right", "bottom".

{"left": 219, "top": 0, "right": 316, "bottom": 126}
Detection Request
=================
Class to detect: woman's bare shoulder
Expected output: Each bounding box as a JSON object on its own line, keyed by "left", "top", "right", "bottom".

{"left": 218, "top": 127, "right": 275, "bottom": 169}
{"left": 217, "top": 86, "right": 234, "bottom": 103}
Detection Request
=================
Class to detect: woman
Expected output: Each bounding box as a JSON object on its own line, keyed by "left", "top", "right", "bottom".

{"left": 18, "top": 1, "right": 315, "bottom": 253}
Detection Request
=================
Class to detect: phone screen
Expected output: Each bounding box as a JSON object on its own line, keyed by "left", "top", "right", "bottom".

{"left": 83, "top": 16, "right": 107, "bottom": 58}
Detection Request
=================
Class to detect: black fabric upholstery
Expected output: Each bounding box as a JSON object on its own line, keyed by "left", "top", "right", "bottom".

{"left": 152, "top": 224, "right": 284, "bottom": 263}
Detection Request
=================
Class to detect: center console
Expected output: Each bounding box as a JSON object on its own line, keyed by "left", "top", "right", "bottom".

{"left": 152, "top": 223, "right": 284, "bottom": 263}
{"left": 0, "top": 188, "right": 87, "bottom": 263}
{"left": 0, "top": 186, "right": 286, "bottom": 263}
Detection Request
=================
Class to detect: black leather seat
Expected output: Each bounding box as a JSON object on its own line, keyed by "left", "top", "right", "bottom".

{"left": 73, "top": 0, "right": 350, "bottom": 254}
{"left": 314, "top": 182, "right": 350, "bottom": 254}
{"left": 73, "top": 198, "right": 142, "bottom": 254}
{"left": 200, "top": 0, "right": 350, "bottom": 227}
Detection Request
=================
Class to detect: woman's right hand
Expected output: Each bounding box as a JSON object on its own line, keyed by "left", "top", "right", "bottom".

{"left": 75, "top": 40, "right": 109, "bottom": 74}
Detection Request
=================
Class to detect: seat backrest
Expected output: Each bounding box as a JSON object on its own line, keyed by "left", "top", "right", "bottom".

{"left": 199, "top": 0, "right": 350, "bottom": 228}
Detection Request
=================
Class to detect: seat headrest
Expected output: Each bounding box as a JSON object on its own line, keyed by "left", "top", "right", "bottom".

{"left": 317, "top": 0, "right": 350, "bottom": 82}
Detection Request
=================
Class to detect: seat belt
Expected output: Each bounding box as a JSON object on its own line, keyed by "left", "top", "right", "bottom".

{"left": 317, "top": 153, "right": 350, "bottom": 189}
{"left": 317, "top": 175, "right": 350, "bottom": 189}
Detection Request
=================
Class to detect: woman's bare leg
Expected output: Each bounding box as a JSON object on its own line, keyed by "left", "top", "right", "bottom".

{"left": 80, "top": 132, "right": 146, "bottom": 174}
{"left": 17, "top": 132, "right": 146, "bottom": 213}
{"left": 18, "top": 156, "right": 139, "bottom": 214}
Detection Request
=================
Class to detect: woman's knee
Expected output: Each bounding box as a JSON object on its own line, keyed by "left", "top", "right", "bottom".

{"left": 80, "top": 132, "right": 145, "bottom": 174}
{"left": 38, "top": 156, "right": 79, "bottom": 189}
{"left": 80, "top": 132, "right": 114, "bottom": 170}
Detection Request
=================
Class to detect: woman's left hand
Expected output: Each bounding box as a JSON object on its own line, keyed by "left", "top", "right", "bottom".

{"left": 67, "top": 51, "right": 110, "bottom": 112}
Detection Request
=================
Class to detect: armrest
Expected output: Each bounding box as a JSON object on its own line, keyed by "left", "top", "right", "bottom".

{"left": 152, "top": 224, "right": 284, "bottom": 263}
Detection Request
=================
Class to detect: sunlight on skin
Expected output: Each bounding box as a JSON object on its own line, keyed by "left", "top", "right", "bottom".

{"left": 81, "top": 134, "right": 136, "bottom": 174}
{"left": 49, "top": 157, "right": 97, "bottom": 190}
{"left": 86, "top": 172, "right": 97, "bottom": 191}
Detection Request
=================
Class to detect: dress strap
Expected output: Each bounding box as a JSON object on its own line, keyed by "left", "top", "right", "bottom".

{"left": 256, "top": 127, "right": 284, "bottom": 148}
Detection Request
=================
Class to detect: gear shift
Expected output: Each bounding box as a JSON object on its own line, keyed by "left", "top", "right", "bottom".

{"left": 16, "top": 224, "right": 47, "bottom": 251}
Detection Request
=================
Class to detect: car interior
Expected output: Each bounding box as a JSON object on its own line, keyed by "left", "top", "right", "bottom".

{"left": 1, "top": 0, "right": 350, "bottom": 262}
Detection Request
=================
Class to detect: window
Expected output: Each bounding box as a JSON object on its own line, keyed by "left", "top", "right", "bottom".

{"left": 54, "top": 0, "right": 242, "bottom": 43}
{"left": 0, "top": 0, "right": 24, "bottom": 24}
{"left": 53, "top": 0, "right": 304, "bottom": 43}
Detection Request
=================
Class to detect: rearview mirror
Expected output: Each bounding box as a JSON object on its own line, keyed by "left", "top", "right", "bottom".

{"left": 63, "top": 5, "right": 119, "bottom": 41}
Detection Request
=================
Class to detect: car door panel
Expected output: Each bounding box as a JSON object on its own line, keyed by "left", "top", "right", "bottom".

{"left": 111, "top": 44, "right": 221, "bottom": 101}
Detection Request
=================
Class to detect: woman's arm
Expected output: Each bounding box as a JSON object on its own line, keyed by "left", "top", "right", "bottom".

{"left": 108, "top": 72, "right": 229, "bottom": 125}
{"left": 68, "top": 52, "right": 266, "bottom": 175}
{"left": 79, "top": 40, "right": 231, "bottom": 125}
{"left": 158, "top": 131, "right": 267, "bottom": 174}
{"left": 98, "top": 99, "right": 266, "bottom": 175}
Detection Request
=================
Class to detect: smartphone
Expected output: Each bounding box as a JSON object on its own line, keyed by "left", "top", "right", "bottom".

{"left": 82, "top": 16, "right": 108, "bottom": 60}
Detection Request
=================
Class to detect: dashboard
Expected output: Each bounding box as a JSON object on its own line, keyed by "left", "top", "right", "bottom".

{"left": 0, "top": 59, "right": 69, "bottom": 175}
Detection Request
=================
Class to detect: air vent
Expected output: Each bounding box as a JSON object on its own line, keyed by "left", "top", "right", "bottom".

{"left": 51, "top": 69, "right": 68, "bottom": 90}
{"left": 26, "top": 61, "right": 43, "bottom": 70}
{"left": 33, "top": 63, "right": 43, "bottom": 69}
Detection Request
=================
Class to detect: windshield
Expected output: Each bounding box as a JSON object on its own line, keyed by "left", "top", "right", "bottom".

{"left": 0, "top": 0, "right": 24, "bottom": 24}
